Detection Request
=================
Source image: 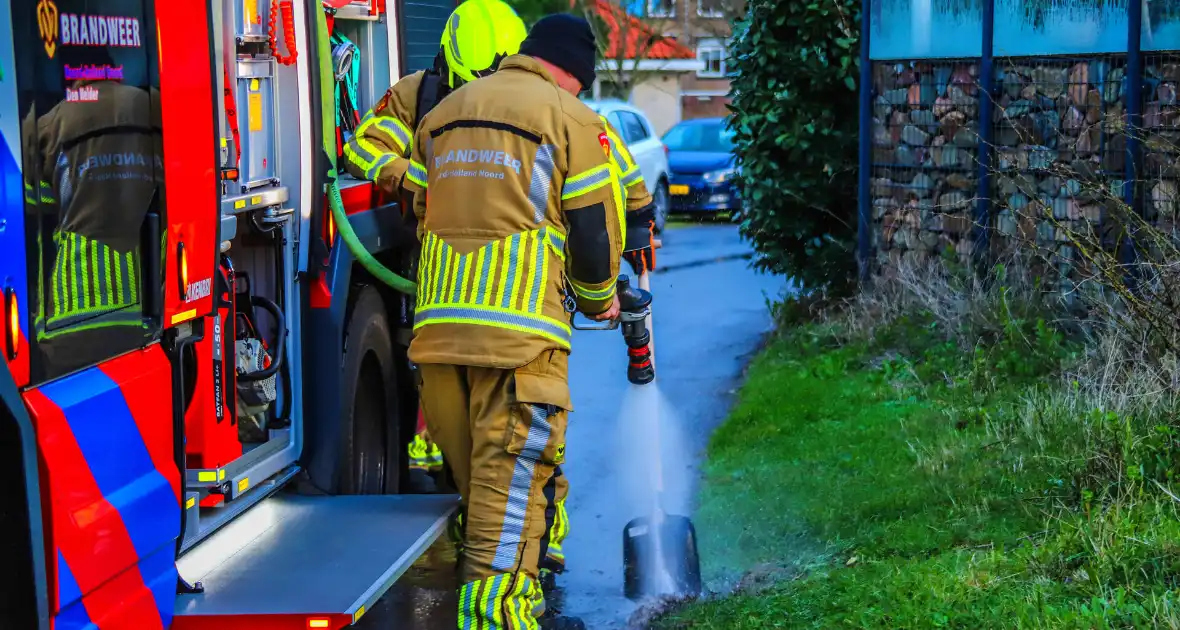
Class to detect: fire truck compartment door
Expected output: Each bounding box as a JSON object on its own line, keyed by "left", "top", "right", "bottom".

{"left": 173, "top": 493, "right": 457, "bottom": 627}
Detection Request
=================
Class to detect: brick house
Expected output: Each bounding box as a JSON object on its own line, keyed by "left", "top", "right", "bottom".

{"left": 640, "top": 0, "right": 736, "bottom": 121}
{"left": 616, "top": 0, "right": 737, "bottom": 122}
{"left": 584, "top": 0, "right": 701, "bottom": 135}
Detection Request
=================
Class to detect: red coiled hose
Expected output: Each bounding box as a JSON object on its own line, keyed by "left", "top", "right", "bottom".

{"left": 268, "top": 0, "right": 298, "bottom": 66}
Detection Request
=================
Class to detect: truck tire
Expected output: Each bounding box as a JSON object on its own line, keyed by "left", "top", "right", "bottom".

{"left": 338, "top": 286, "right": 401, "bottom": 495}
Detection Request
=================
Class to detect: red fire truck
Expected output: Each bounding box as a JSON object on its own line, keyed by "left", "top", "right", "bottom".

{"left": 0, "top": 1, "right": 459, "bottom": 628}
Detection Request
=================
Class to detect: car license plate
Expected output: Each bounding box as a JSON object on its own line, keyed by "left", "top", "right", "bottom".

{"left": 669, "top": 184, "right": 689, "bottom": 196}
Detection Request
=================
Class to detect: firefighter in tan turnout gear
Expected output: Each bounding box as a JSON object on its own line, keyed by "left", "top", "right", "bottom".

{"left": 402, "top": 14, "right": 621, "bottom": 630}
{"left": 342, "top": 0, "right": 528, "bottom": 489}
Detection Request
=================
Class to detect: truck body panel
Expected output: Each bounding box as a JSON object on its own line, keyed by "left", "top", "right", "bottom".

{"left": 2, "top": 0, "right": 463, "bottom": 627}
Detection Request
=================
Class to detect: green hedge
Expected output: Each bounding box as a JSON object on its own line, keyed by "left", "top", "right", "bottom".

{"left": 729, "top": 0, "right": 860, "bottom": 293}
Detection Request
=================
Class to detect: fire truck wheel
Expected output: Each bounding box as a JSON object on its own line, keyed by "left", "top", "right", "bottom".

{"left": 338, "top": 286, "right": 401, "bottom": 495}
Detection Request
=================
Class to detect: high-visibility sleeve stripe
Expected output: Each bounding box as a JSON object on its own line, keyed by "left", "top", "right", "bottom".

{"left": 609, "top": 139, "right": 631, "bottom": 173}
{"left": 343, "top": 138, "right": 374, "bottom": 173}
{"left": 571, "top": 281, "right": 616, "bottom": 302}
{"left": 366, "top": 154, "right": 394, "bottom": 182}
{"left": 622, "top": 169, "right": 644, "bottom": 187}
{"left": 561, "top": 165, "right": 611, "bottom": 201}
{"left": 372, "top": 116, "right": 412, "bottom": 152}
{"left": 406, "top": 160, "right": 428, "bottom": 188}
{"left": 345, "top": 126, "right": 383, "bottom": 165}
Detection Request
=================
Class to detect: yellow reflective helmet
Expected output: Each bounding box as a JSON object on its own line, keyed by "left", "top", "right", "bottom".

{"left": 440, "top": 0, "right": 528, "bottom": 88}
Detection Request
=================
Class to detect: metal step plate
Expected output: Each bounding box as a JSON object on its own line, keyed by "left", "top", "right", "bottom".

{"left": 173, "top": 493, "right": 457, "bottom": 629}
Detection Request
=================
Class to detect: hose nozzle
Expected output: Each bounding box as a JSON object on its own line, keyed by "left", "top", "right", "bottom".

{"left": 616, "top": 276, "right": 655, "bottom": 385}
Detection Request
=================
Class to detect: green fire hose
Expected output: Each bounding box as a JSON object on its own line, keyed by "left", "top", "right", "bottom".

{"left": 316, "top": 6, "right": 415, "bottom": 297}
{"left": 327, "top": 180, "right": 416, "bottom": 296}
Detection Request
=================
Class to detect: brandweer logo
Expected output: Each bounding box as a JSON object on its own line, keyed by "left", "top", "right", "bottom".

{"left": 435, "top": 149, "right": 522, "bottom": 175}
{"left": 37, "top": 0, "right": 58, "bottom": 59}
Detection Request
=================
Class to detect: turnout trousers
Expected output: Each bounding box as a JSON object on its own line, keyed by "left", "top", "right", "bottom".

{"left": 418, "top": 350, "right": 571, "bottom": 630}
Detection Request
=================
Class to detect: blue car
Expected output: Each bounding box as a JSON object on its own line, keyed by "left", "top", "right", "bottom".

{"left": 663, "top": 117, "right": 740, "bottom": 217}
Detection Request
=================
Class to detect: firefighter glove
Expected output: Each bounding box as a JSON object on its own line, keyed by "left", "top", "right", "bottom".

{"left": 623, "top": 202, "right": 656, "bottom": 274}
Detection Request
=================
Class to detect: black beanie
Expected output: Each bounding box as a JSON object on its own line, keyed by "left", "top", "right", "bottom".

{"left": 519, "top": 14, "right": 597, "bottom": 90}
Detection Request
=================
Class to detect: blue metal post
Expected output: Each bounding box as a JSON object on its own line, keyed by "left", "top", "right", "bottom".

{"left": 857, "top": 0, "right": 872, "bottom": 280}
{"left": 1123, "top": 0, "right": 1144, "bottom": 270}
{"left": 973, "top": 0, "right": 995, "bottom": 264}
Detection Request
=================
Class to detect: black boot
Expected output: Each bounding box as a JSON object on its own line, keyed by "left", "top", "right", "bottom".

{"left": 539, "top": 611, "right": 586, "bottom": 630}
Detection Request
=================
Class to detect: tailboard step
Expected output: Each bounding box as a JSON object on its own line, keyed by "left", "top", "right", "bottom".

{"left": 173, "top": 494, "right": 458, "bottom": 630}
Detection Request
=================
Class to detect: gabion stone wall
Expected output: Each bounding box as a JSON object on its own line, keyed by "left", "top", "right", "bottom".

{"left": 1144, "top": 55, "right": 1180, "bottom": 236}
{"left": 871, "top": 61, "right": 980, "bottom": 268}
{"left": 989, "top": 58, "right": 1126, "bottom": 296}
{"left": 870, "top": 54, "right": 1180, "bottom": 297}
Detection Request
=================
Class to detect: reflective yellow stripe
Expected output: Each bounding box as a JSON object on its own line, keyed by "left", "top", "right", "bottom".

{"left": 372, "top": 115, "right": 412, "bottom": 152}
{"left": 530, "top": 231, "right": 550, "bottom": 315}
{"left": 483, "top": 240, "right": 500, "bottom": 306}
{"left": 416, "top": 233, "right": 427, "bottom": 304}
{"left": 459, "top": 580, "right": 478, "bottom": 630}
{"left": 406, "top": 160, "right": 428, "bottom": 188}
{"left": 433, "top": 239, "right": 448, "bottom": 304}
{"left": 561, "top": 165, "right": 611, "bottom": 201}
{"left": 608, "top": 161, "right": 627, "bottom": 247}
{"left": 571, "top": 281, "right": 616, "bottom": 302}
{"left": 429, "top": 239, "right": 442, "bottom": 303}
{"left": 468, "top": 247, "right": 485, "bottom": 305}
{"left": 494, "top": 236, "right": 510, "bottom": 308}
{"left": 442, "top": 243, "right": 458, "bottom": 302}
{"left": 509, "top": 232, "right": 530, "bottom": 310}
{"left": 479, "top": 574, "right": 498, "bottom": 628}
{"left": 416, "top": 228, "right": 571, "bottom": 348}
{"left": 352, "top": 115, "right": 399, "bottom": 161}
{"left": 417, "top": 232, "right": 431, "bottom": 303}
{"left": 521, "top": 232, "right": 539, "bottom": 312}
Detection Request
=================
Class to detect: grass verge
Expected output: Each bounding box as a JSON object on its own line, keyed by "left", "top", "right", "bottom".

{"left": 657, "top": 260, "right": 1180, "bottom": 629}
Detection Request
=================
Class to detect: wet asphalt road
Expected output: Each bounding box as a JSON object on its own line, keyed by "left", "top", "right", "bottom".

{"left": 361, "top": 223, "right": 787, "bottom": 629}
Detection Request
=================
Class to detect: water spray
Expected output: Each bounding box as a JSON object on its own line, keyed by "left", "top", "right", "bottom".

{"left": 572, "top": 273, "right": 702, "bottom": 601}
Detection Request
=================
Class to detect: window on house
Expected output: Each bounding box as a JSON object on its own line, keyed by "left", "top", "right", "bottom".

{"left": 698, "top": 0, "right": 726, "bottom": 17}
{"left": 697, "top": 41, "right": 726, "bottom": 78}
{"left": 647, "top": 0, "right": 675, "bottom": 18}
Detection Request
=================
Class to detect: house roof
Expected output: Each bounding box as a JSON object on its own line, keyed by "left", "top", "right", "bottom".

{"left": 579, "top": 0, "right": 696, "bottom": 60}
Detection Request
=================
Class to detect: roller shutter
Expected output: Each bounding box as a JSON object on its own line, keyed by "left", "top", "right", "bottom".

{"left": 398, "top": 0, "right": 459, "bottom": 74}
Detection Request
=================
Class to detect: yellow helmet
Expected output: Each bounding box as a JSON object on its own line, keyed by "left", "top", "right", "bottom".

{"left": 440, "top": 0, "right": 527, "bottom": 88}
